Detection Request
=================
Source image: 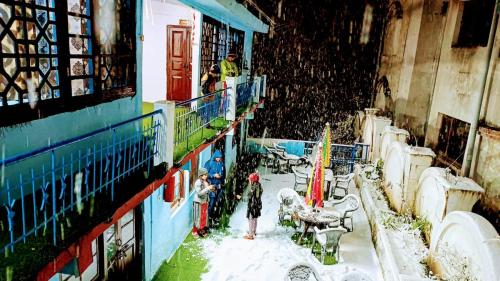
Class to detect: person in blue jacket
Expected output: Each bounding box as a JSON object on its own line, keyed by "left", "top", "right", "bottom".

{"left": 204, "top": 149, "right": 225, "bottom": 225}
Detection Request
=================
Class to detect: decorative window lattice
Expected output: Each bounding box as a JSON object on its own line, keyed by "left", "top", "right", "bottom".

{"left": 0, "top": 0, "right": 60, "bottom": 106}
{"left": 0, "top": 0, "right": 136, "bottom": 108}
{"left": 228, "top": 27, "right": 244, "bottom": 69}
{"left": 67, "top": 0, "right": 94, "bottom": 96}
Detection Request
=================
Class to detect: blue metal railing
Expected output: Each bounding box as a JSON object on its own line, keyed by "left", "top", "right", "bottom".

{"left": 236, "top": 80, "right": 255, "bottom": 107}
{"left": 174, "top": 89, "right": 228, "bottom": 149}
{"left": 0, "top": 110, "right": 163, "bottom": 253}
{"left": 330, "top": 143, "right": 370, "bottom": 174}
{"left": 246, "top": 138, "right": 370, "bottom": 174}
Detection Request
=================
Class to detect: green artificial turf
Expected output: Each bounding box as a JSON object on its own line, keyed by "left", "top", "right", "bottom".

{"left": 152, "top": 233, "right": 208, "bottom": 281}
{"left": 291, "top": 232, "right": 338, "bottom": 265}
{"left": 236, "top": 104, "right": 249, "bottom": 116}
{"left": 174, "top": 127, "right": 216, "bottom": 162}
{"left": 173, "top": 117, "right": 229, "bottom": 162}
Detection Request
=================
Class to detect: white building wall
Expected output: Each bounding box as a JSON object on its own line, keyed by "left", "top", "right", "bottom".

{"left": 142, "top": 0, "right": 201, "bottom": 103}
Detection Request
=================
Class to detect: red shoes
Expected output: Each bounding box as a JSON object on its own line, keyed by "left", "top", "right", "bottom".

{"left": 243, "top": 234, "right": 254, "bottom": 240}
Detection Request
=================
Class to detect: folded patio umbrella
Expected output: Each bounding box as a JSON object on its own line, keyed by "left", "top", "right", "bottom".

{"left": 322, "top": 123, "right": 331, "bottom": 167}
{"left": 305, "top": 143, "right": 325, "bottom": 207}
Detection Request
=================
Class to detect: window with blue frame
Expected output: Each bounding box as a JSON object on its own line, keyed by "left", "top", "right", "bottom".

{"left": 0, "top": 0, "right": 136, "bottom": 125}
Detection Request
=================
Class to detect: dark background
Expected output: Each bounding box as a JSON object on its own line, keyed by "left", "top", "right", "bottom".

{"left": 249, "top": 0, "right": 386, "bottom": 143}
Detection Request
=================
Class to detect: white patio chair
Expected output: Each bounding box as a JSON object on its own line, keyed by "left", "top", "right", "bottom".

{"left": 329, "top": 173, "right": 354, "bottom": 199}
{"left": 263, "top": 146, "right": 277, "bottom": 167}
{"left": 264, "top": 146, "right": 287, "bottom": 173}
{"left": 284, "top": 262, "right": 322, "bottom": 281}
{"left": 277, "top": 188, "right": 309, "bottom": 224}
{"left": 273, "top": 142, "right": 287, "bottom": 156}
{"left": 292, "top": 166, "right": 308, "bottom": 193}
{"left": 311, "top": 226, "right": 347, "bottom": 264}
{"left": 324, "top": 194, "right": 360, "bottom": 232}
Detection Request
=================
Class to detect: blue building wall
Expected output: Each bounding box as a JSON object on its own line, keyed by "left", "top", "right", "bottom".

{"left": 143, "top": 187, "right": 195, "bottom": 280}
{"left": 142, "top": 166, "right": 194, "bottom": 280}
{"left": 199, "top": 145, "right": 213, "bottom": 170}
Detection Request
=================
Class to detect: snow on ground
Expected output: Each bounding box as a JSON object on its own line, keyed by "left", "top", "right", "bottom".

{"left": 200, "top": 166, "right": 384, "bottom": 281}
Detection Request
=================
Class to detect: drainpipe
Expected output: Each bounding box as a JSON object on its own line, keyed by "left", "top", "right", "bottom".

{"left": 463, "top": 2, "right": 499, "bottom": 176}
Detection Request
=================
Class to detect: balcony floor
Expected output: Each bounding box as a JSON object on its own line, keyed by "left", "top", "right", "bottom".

{"left": 199, "top": 165, "right": 384, "bottom": 281}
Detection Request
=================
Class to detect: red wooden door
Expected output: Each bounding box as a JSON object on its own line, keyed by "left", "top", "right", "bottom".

{"left": 167, "top": 25, "right": 192, "bottom": 101}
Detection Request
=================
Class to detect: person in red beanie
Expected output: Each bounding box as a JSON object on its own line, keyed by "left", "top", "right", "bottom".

{"left": 244, "top": 172, "right": 263, "bottom": 240}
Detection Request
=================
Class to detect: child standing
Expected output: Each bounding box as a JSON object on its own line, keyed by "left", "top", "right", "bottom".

{"left": 244, "top": 173, "right": 263, "bottom": 240}
{"left": 193, "top": 168, "right": 215, "bottom": 238}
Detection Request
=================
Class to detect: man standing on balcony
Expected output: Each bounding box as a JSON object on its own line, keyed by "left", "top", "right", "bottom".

{"left": 220, "top": 49, "right": 239, "bottom": 81}
{"left": 205, "top": 149, "right": 225, "bottom": 226}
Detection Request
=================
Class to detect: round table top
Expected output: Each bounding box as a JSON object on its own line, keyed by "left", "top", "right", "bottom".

{"left": 297, "top": 209, "right": 340, "bottom": 224}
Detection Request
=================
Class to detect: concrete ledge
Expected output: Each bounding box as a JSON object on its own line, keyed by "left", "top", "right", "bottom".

{"left": 360, "top": 182, "right": 434, "bottom": 281}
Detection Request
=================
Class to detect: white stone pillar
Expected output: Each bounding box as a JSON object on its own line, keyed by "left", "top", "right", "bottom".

{"left": 154, "top": 101, "right": 175, "bottom": 169}
{"left": 363, "top": 115, "right": 392, "bottom": 162}
{"left": 402, "top": 146, "right": 435, "bottom": 213}
{"left": 225, "top": 77, "right": 237, "bottom": 121}
{"left": 261, "top": 75, "right": 267, "bottom": 97}
{"left": 414, "top": 167, "right": 484, "bottom": 231}
{"left": 380, "top": 126, "right": 410, "bottom": 162}
{"left": 253, "top": 76, "right": 261, "bottom": 103}
{"left": 225, "top": 128, "right": 235, "bottom": 174}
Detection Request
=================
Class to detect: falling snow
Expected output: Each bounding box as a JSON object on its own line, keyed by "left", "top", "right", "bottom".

{"left": 249, "top": 0, "right": 385, "bottom": 143}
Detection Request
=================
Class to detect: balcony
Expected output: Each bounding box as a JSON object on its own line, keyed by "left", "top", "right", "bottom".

{"left": 0, "top": 74, "right": 266, "bottom": 280}
{"left": 159, "top": 75, "right": 266, "bottom": 163}
{"left": 0, "top": 111, "right": 165, "bottom": 279}
{"left": 173, "top": 89, "right": 230, "bottom": 162}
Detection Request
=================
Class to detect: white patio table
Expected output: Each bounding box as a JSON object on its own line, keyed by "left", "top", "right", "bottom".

{"left": 296, "top": 208, "right": 340, "bottom": 244}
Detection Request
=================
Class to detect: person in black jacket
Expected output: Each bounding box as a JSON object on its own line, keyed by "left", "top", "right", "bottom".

{"left": 201, "top": 64, "right": 220, "bottom": 97}
{"left": 244, "top": 173, "right": 263, "bottom": 240}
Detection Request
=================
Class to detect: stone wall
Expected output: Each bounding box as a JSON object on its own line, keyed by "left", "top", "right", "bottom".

{"left": 358, "top": 118, "right": 499, "bottom": 281}
{"left": 375, "top": 0, "right": 500, "bottom": 215}
{"left": 375, "top": 0, "right": 447, "bottom": 142}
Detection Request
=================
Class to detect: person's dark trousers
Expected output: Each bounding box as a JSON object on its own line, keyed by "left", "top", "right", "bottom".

{"left": 208, "top": 191, "right": 217, "bottom": 226}
{"left": 214, "top": 185, "right": 224, "bottom": 219}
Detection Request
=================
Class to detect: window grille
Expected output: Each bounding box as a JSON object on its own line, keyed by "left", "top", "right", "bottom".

{"left": 200, "top": 15, "right": 245, "bottom": 78}
{"left": 0, "top": 0, "right": 137, "bottom": 124}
